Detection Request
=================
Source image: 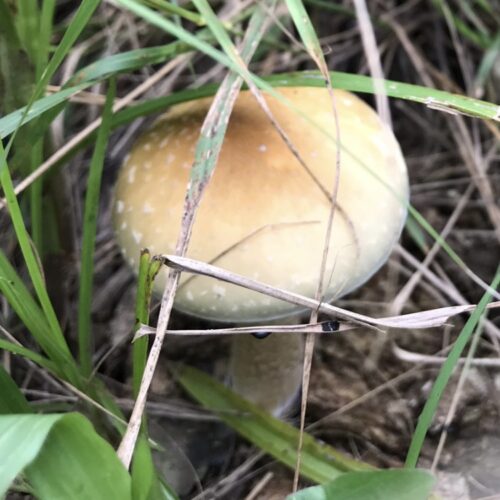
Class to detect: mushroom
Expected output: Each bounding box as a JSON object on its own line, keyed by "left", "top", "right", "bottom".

{"left": 113, "top": 87, "right": 409, "bottom": 415}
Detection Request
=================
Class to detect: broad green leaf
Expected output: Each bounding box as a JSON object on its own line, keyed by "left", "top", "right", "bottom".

{"left": 0, "top": 413, "right": 132, "bottom": 499}
{"left": 0, "top": 414, "right": 62, "bottom": 497}
{"left": 287, "top": 469, "right": 435, "bottom": 500}
{"left": 0, "top": 365, "right": 31, "bottom": 414}
{"left": 175, "top": 365, "right": 372, "bottom": 484}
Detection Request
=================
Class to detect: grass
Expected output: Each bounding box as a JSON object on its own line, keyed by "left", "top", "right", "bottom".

{"left": 0, "top": 1, "right": 499, "bottom": 498}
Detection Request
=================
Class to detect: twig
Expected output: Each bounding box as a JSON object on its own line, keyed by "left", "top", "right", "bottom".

{"left": 116, "top": 3, "right": 274, "bottom": 468}
{"left": 393, "top": 344, "right": 500, "bottom": 367}
{"left": 164, "top": 254, "right": 500, "bottom": 330}
{"left": 134, "top": 320, "right": 348, "bottom": 339}
{"left": 285, "top": 1, "right": 345, "bottom": 489}
{"left": 244, "top": 471, "right": 274, "bottom": 500}
{"left": 353, "top": 0, "right": 391, "bottom": 127}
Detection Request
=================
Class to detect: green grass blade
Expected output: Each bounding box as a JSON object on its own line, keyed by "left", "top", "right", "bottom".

{"left": 1, "top": 66, "right": 498, "bottom": 142}
{"left": 131, "top": 436, "right": 173, "bottom": 500}
{"left": 263, "top": 71, "right": 500, "bottom": 120}
{"left": 0, "top": 83, "right": 90, "bottom": 139}
{"left": 116, "top": 0, "right": 239, "bottom": 74}
{"left": 192, "top": 0, "right": 239, "bottom": 58}
{"left": 3, "top": 0, "right": 100, "bottom": 160}
{"left": 14, "top": 1, "right": 40, "bottom": 62}
{"left": 431, "top": 0, "right": 491, "bottom": 49}
{"left": 77, "top": 79, "right": 116, "bottom": 377}
{"left": 288, "top": 469, "right": 435, "bottom": 500}
{"left": 0, "top": 0, "right": 34, "bottom": 118}
{"left": 474, "top": 33, "right": 500, "bottom": 93}
{"left": 0, "top": 251, "right": 53, "bottom": 346}
{"left": 0, "top": 340, "right": 58, "bottom": 376}
{"left": 0, "top": 144, "right": 78, "bottom": 383}
{"left": 36, "top": 0, "right": 56, "bottom": 76}
{"left": 176, "top": 365, "right": 372, "bottom": 484}
{"left": 405, "top": 268, "right": 500, "bottom": 467}
{"left": 132, "top": 252, "right": 162, "bottom": 397}
{"left": 0, "top": 365, "right": 31, "bottom": 414}
{"left": 143, "top": 0, "right": 204, "bottom": 26}
{"left": 26, "top": 0, "right": 99, "bottom": 102}
{"left": 286, "top": 0, "right": 327, "bottom": 71}
{"left": 71, "top": 41, "right": 193, "bottom": 84}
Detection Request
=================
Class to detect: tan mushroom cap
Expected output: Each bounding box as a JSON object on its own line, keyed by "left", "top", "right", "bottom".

{"left": 113, "top": 87, "right": 409, "bottom": 323}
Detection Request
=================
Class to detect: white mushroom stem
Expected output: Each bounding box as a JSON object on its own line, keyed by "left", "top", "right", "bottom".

{"left": 231, "top": 333, "right": 304, "bottom": 415}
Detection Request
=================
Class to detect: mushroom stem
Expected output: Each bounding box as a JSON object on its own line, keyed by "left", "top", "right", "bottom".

{"left": 230, "top": 329, "right": 304, "bottom": 416}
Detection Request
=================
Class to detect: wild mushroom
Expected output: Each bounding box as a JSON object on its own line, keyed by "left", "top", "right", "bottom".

{"left": 113, "top": 87, "right": 409, "bottom": 415}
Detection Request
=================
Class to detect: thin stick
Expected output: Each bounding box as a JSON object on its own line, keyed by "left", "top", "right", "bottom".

{"left": 244, "top": 472, "right": 274, "bottom": 500}
{"left": 393, "top": 344, "right": 500, "bottom": 367}
{"left": 291, "top": 13, "right": 344, "bottom": 492}
{"left": 165, "top": 254, "right": 500, "bottom": 330}
{"left": 134, "top": 320, "right": 348, "bottom": 339}
{"left": 116, "top": 4, "right": 273, "bottom": 468}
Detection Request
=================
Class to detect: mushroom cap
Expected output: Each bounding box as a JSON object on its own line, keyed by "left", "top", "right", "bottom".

{"left": 113, "top": 87, "right": 409, "bottom": 323}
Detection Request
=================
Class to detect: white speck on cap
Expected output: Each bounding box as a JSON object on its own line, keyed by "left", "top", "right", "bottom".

{"left": 143, "top": 142, "right": 152, "bottom": 151}
{"left": 212, "top": 284, "right": 226, "bottom": 297}
{"left": 258, "top": 144, "right": 267, "bottom": 153}
{"left": 143, "top": 202, "right": 154, "bottom": 214}
{"left": 127, "top": 166, "right": 136, "bottom": 184}
{"left": 116, "top": 200, "right": 125, "bottom": 213}
{"left": 132, "top": 230, "right": 143, "bottom": 244}
{"left": 343, "top": 96, "right": 353, "bottom": 106}
{"left": 186, "top": 291, "right": 194, "bottom": 301}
